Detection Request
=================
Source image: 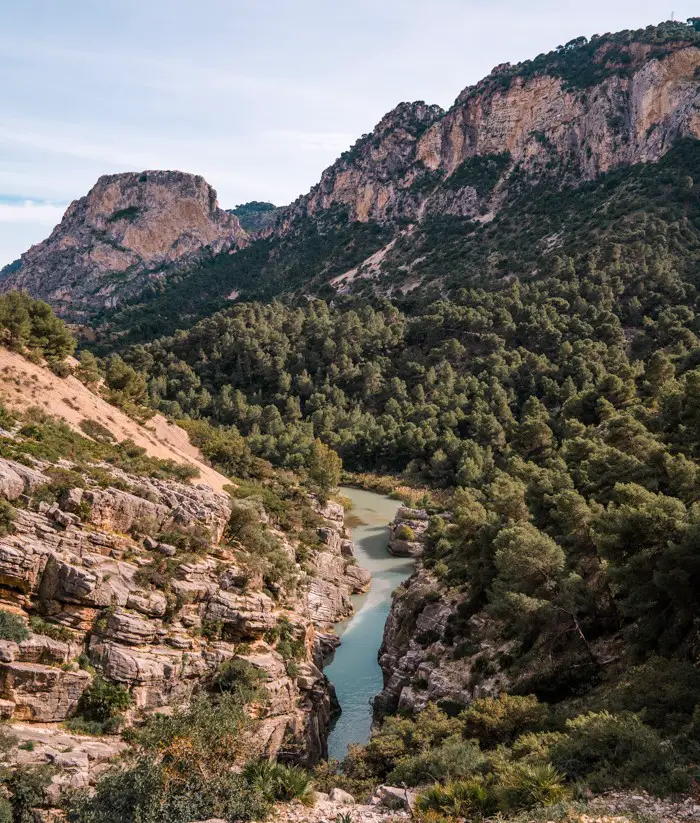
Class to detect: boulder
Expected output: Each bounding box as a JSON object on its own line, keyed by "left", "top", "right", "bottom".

{"left": 0, "top": 661, "right": 91, "bottom": 721}
{"left": 329, "top": 788, "right": 355, "bottom": 805}
{"left": 376, "top": 785, "right": 417, "bottom": 811}
{"left": 0, "top": 459, "right": 49, "bottom": 501}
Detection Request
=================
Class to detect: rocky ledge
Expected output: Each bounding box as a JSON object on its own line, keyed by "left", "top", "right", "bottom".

{"left": 0, "top": 454, "right": 370, "bottom": 804}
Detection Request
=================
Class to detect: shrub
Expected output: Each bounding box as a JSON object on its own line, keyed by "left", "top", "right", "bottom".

{"left": 0, "top": 499, "right": 15, "bottom": 536}
{"left": 0, "top": 798, "right": 11, "bottom": 823}
{"left": 71, "top": 677, "right": 132, "bottom": 733}
{"left": 550, "top": 711, "right": 691, "bottom": 796}
{"left": 65, "top": 756, "right": 270, "bottom": 823}
{"left": 598, "top": 658, "right": 700, "bottom": 734}
{"left": 79, "top": 418, "right": 116, "bottom": 443}
{"left": 396, "top": 524, "right": 417, "bottom": 541}
{"left": 28, "top": 615, "right": 73, "bottom": 642}
{"left": 461, "top": 694, "right": 548, "bottom": 748}
{"left": 416, "top": 629, "right": 441, "bottom": 646}
{"left": 351, "top": 704, "right": 462, "bottom": 780}
{"left": 497, "top": 762, "right": 567, "bottom": 811}
{"left": 50, "top": 360, "right": 72, "bottom": 378}
{"left": 416, "top": 778, "right": 497, "bottom": 820}
{"left": 244, "top": 760, "right": 315, "bottom": 806}
{"left": 388, "top": 735, "right": 486, "bottom": 787}
{"left": 0, "top": 609, "right": 29, "bottom": 642}
{"left": 213, "top": 659, "right": 268, "bottom": 702}
{"left": 5, "top": 766, "right": 52, "bottom": 823}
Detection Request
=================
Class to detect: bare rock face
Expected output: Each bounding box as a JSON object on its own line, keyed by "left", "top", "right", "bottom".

{"left": 374, "top": 569, "right": 506, "bottom": 720}
{"left": 277, "top": 40, "right": 700, "bottom": 231}
{"left": 0, "top": 170, "right": 248, "bottom": 317}
{"left": 388, "top": 507, "right": 429, "bottom": 558}
{"left": 0, "top": 451, "right": 374, "bottom": 806}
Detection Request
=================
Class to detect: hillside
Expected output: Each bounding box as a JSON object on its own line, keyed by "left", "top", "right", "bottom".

{"left": 3, "top": 16, "right": 700, "bottom": 823}
{"left": 0, "top": 348, "right": 230, "bottom": 493}
{"left": 0, "top": 171, "right": 248, "bottom": 319}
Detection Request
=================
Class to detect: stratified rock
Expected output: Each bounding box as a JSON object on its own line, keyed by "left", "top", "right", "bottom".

{"left": 281, "top": 42, "right": 700, "bottom": 229}
{"left": 0, "top": 662, "right": 91, "bottom": 721}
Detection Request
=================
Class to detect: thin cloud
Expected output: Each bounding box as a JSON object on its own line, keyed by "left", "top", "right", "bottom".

{"left": 0, "top": 199, "right": 67, "bottom": 225}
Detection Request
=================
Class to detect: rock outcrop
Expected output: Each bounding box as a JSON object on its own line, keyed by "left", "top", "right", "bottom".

{"left": 375, "top": 569, "right": 507, "bottom": 720}
{"left": 388, "top": 506, "right": 429, "bottom": 558}
{"left": 0, "top": 171, "right": 248, "bottom": 317}
{"left": 0, "top": 451, "right": 370, "bottom": 803}
{"left": 279, "top": 37, "right": 700, "bottom": 231}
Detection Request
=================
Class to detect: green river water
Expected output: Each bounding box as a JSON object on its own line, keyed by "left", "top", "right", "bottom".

{"left": 324, "top": 486, "right": 414, "bottom": 761}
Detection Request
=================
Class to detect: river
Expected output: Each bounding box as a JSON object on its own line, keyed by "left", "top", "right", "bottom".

{"left": 324, "top": 486, "right": 415, "bottom": 761}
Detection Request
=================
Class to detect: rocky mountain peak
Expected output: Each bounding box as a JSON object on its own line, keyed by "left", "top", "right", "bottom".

{"left": 0, "top": 170, "right": 248, "bottom": 318}
{"left": 276, "top": 29, "right": 700, "bottom": 232}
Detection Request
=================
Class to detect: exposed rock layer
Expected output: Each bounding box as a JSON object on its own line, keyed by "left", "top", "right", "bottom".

{"left": 280, "top": 41, "right": 700, "bottom": 229}
{"left": 0, "top": 454, "right": 367, "bottom": 802}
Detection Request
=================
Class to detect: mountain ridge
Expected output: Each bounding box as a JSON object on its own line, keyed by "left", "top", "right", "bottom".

{"left": 3, "top": 21, "right": 700, "bottom": 321}
{"left": 0, "top": 170, "right": 248, "bottom": 318}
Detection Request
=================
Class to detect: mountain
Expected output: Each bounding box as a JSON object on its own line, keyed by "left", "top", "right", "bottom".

{"left": 0, "top": 170, "right": 248, "bottom": 318}
{"left": 229, "top": 201, "right": 280, "bottom": 233}
{"left": 5, "top": 22, "right": 700, "bottom": 332}
{"left": 279, "top": 31, "right": 700, "bottom": 230}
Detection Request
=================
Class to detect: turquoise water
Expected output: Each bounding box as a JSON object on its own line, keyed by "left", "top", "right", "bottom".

{"left": 324, "top": 487, "right": 414, "bottom": 761}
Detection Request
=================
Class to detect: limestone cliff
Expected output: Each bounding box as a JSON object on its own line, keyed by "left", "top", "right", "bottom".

{"left": 0, "top": 429, "right": 367, "bottom": 803}
{"left": 0, "top": 171, "right": 248, "bottom": 317}
{"left": 277, "top": 37, "right": 700, "bottom": 233}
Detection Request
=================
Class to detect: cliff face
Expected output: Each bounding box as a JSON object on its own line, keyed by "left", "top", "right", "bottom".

{"left": 0, "top": 171, "right": 248, "bottom": 317}
{"left": 4, "top": 31, "right": 700, "bottom": 318}
{"left": 0, "top": 435, "right": 368, "bottom": 804}
{"left": 278, "top": 39, "right": 700, "bottom": 230}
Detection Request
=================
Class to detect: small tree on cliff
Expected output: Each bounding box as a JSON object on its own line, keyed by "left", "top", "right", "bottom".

{"left": 307, "top": 439, "right": 342, "bottom": 502}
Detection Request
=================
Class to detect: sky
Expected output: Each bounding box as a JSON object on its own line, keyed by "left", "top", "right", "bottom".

{"left": 0, "top": 0, "right": 697, "bottom": 266}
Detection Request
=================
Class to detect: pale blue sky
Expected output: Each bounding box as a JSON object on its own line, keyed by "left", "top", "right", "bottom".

{"left": 1, "top": 0, "right": 697, "bottom": 265}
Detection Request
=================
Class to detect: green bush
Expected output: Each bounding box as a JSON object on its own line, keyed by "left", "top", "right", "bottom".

{"left": 550, "top": 711, "right": 691, "bottom": 796}
{"left": 0, "top": 609, "right": 29, "bottom": 642}
{"left": 79, "top": 418, "right": 116, "bottom": 443}
{"left": 65, "top": 756, "right": 270, "bottom": 823}
{"left": 70, "top": 694, "right": 274, "bottom": 822}
{"left": 0, "top": 499, "right": 15, "bottom": 536}
{"left": 28, "top": 615, "right": 74, "bottom": 642}
{"left": 497, "top": 762, "right": 567, "bottom": 811}
{"left": 461, "top": 694, "right": 548, "bottom": 748}
{"left": 416, "top": 778, "right": 497, "bottom": 820}
{"left": 388, "top": 735, "right": 486, "bottom": 787}
{"left": 5, "top": 766, "right": 52, "bottom": 823}
{"left": 244, "top": 760, "right": 315, "bottom": 805}
{"left": 0, "top": 798, "right": 11, "bottom": 823}
{"left": 396, "top": 524, "right": 417, "bottom": 541}
{"left": 70, "top": 677, "right": 132, "bottom": 734}
{"left": 354, "top": 704, "right": 462, "bottom": 779}
{"left": 213, "top": 658, "right": 268, "bottom": 702}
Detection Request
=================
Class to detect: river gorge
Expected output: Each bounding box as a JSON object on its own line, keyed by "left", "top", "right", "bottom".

{"left": 324, "top": 487, "right": 414, "bottom": 760}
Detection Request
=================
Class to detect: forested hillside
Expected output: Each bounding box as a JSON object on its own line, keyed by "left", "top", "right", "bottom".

{"left": 3, "top": 17, "right": 700, "bottom": 822}
{"left": 96, "top": 133, "right": 700, "bottom": 810}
